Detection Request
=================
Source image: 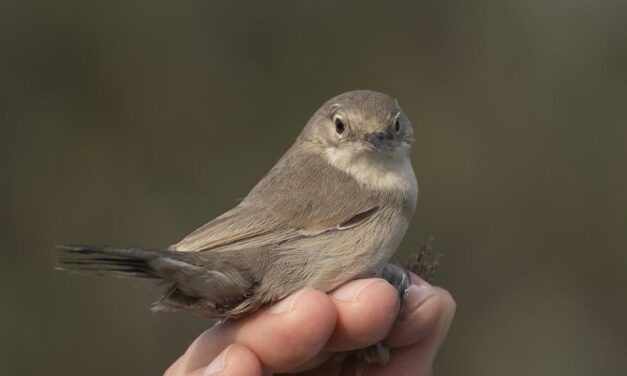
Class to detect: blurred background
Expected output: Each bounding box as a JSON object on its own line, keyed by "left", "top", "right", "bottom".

{"left": 1, "top": 1, "right": 626, "bottom": 375}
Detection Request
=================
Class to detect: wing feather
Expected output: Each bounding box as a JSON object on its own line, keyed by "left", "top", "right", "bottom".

{"left": 171, "top": 145, "right": 380, "bottom": 253}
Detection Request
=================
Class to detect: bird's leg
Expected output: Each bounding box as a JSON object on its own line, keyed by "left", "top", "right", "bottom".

{"left": 354, "top": 237, "right": 441, "bottom": 365}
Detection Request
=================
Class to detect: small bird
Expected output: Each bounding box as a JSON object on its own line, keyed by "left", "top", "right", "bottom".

{"left": 57, "top": 90, "right": 419, "bottom": 334}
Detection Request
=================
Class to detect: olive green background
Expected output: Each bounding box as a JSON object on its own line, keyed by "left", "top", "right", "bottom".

{"left": 1, "top": 1, "right": 626, "bottom": 375}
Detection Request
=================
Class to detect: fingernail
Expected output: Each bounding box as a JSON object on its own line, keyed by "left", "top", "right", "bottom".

{"left": 331, "top": 279, "right": 385, "bottom": 302}
{"left": 402, "top": 283, "right": 434, "bottom": 317}
{"left": 204, "top": 345, "right": 232, "bottom": 375}
{"left": 270, "top": 289, "right": 306, "bottom": 314}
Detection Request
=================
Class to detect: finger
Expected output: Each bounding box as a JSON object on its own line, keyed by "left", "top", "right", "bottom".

{"left": 384, "top": 274, "right": 441, "bottom": 348}
{"left": 324, "top": 278, "right": 401, "bottom": 352}
{"left": 164, "top": 354, "right": 186, "bottom": 376}
{"left": 179, "top": 344, "right": 262, "bottom": 376}
{"left": 370, "top": 287, "right": 456, "bottom": 376}
{"left": 178, "top": 289, "right": 337, "bottom": 374}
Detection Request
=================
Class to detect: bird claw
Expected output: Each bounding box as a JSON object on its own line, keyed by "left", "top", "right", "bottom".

{"left": 354, "top": 237, "right": 442, "bottom": 365}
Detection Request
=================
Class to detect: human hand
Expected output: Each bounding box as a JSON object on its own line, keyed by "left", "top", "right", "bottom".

{"left": 164, "top": 273, "right": 455, "bottom": 376}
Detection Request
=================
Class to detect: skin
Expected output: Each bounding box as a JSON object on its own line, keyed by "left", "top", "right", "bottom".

{"left": 164, "top": 274, "right": 455, "bottom": 376}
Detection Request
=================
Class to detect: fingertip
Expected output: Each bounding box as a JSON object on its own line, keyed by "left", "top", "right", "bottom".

{"left": 325, "top": 278, "right": 400, "bottom": 351}
{"left": 368, "top": 287, "right": 456, "bottom": 376}
{"left": 164, "top": 354, "right": 185, "bottom": 376}
{"left": 436, "top": 287, "right": 457, "bottom": 321}
{"left": 204, "top": 344, "right": 262, "bottom": 376}
{"left": 431, "top": 287, "right": 456, "bottom": 346}
{"left": 385, "top": 283, "right": 457, "bottom": 350}
{"left": 239, "top": 289, "right": 337, "bottom": 372}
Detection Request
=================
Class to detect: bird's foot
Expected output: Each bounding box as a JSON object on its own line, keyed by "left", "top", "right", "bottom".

{"left": 353, "top": 237, "right": 442, "bottom": 365}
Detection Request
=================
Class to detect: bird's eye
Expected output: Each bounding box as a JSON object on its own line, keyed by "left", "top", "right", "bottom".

{"left": 394, "top": 117, "right": 401, "bottom": 134}
{"left": 334, "top": 117, "right": 345, "bottom": 134}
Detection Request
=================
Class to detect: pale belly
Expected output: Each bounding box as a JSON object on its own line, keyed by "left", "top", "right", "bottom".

{"left": 300, "top": 210, "right": 411, "bottom": 292}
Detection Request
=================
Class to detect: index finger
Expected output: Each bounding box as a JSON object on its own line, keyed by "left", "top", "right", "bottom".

{"left": 172, "top": 289, "right": 337, "bottom": 374}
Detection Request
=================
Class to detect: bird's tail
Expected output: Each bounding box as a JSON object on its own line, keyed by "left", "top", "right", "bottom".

{"left": 55, "top": 244, "right": 178, "bottom": 280}
{"left": 54, "top": 244, "right": 255, "bottom": 318}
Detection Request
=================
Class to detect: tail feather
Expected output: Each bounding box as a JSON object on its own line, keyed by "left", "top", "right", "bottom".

{"left": 54, "top": 244, "right": 256, "bottom": 318}
{"left": 56, "top": 244, "right": 165, "bottom": 257}
{"left": 55, "top": 244, "right": 175, "bottom": 280}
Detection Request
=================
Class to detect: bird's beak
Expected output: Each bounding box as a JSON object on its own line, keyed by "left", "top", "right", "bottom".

{"left": 363, "top": 132, "right": 386, "bottom": 149}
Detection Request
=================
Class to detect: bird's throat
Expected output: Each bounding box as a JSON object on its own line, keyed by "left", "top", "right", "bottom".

{"left": 324, "top": 146, "right": 418, "bottom": 207}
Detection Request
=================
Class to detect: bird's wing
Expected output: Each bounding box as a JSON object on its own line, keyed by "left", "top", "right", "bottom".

{"left": 171, "top": 146, "right": 381, "bottom": 253}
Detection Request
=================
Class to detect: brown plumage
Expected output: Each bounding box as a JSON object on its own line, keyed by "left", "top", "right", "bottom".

{"left": 57, "top": 90, "right": 418, "bottom": 321}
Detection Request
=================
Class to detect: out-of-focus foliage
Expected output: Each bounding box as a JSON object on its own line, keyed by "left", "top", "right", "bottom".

{"left": 1, "top": 1, "right": 625, "bottom": 375}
